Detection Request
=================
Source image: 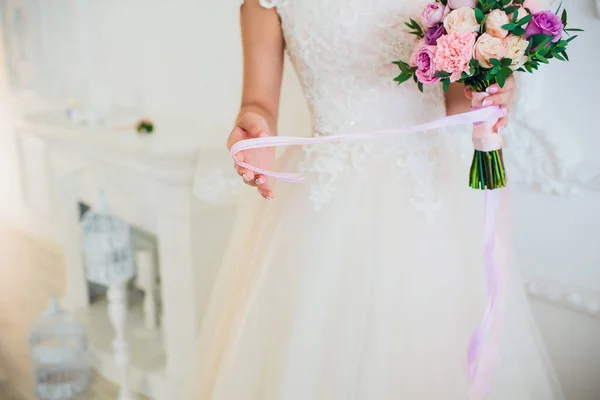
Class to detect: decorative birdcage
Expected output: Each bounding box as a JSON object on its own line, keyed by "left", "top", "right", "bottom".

{"left": 29, "top": 297, "right": 91, "bottom": 400}
{"left": 80, "top": 192, "right": 135, "bottom": 285}
{"left": 80, "top": 191, "right": 136, "bottom": 399}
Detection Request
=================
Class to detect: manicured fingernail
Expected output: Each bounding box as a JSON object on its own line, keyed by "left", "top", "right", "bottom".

{"left": 482, "top": 99, "right": 492, "bottom": 107}
{"left": 242, "top": 174, "right": 251, "bottom": 181}
{"left": 266, "top": 195, "right": 274, "bottom": 200}
{"left": 259, "top": 132, "right": 268, "bottom": 138}
{"left": 256, "top": 178, "right": 264, "bottom": 185}
{"left": 486, "top": 86, "right": 499, "bottom": 94}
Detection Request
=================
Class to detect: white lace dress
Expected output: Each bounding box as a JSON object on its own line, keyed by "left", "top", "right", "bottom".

{"left": 188, "top": 1, "right": 565, "bottom": 399}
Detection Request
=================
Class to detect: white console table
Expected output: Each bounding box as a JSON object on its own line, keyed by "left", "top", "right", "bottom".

{"left": 15, "top": 111, "right": 240, "bottom": 399}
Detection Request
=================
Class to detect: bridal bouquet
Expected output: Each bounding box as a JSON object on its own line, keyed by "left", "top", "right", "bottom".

{"left": 393, "top": 0, "right": 581, "bottom": 190}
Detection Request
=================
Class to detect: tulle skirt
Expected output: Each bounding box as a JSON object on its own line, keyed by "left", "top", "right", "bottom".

{"left": 187, "top": 144, "right": 564, "bottom": 399}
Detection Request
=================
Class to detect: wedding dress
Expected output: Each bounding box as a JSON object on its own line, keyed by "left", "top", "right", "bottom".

{"left": 188, "top": 0, "right": 565, "bottom": 398}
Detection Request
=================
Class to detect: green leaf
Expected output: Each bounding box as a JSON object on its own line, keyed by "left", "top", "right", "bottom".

{"left": 566, "top": 34, "right": 579, "bottom": 43}
{"left": 504, "top": 6, "right": 519, "bottom": 15}
{"left": 524, "top": 63, "right": 533, "bottom": 73}
{"left": 434, "top": 71, "right": 451, "bottom": 78}
{"left": 561, "top": 9, "right": 567, "bottom": 25}
{"left": 561, "top": 50, "right": 569, "bottom": 61}
{"left": 418, "top": 82, "right": 424, "bottom": 93}
{"left": 502, "top": 0, "right": 511, "bottom": 6}
{"left": 491, "top": 66, "right": 499, "bottom": 74}
{"left": 470, "top": 58, "right": 480, "bottom": 68}
{"left": 513, "top": 27, "right": 526, "bottom": 36}
{"left": 501, "top": 58, "right": 513, "bottom": 67}
{"left": 517, "top": 15, "right": 532, "bottom": 26}
{"left": 536, "top": 54, "right": 549, "bottom": 63}
{"left": 530, "top": 34, "right": 552, "bottom": 52}
{"left": 393, "top": 60, "right": 409, "bottom": 73}
{"left": 554, "top": 52, "right": 566, "bottom": 61}
{"left": 497, "top": 73, "right": 506, "bottom": 88}
{"left": 501, "top": 66, "right": 513, "bottom": 75}
{"left": 393, "top": 73, "right": 412, "bottom": 84}
{"left": 475, "top": 8, "right": 485, "bottom": 24}
{"left": 490, "top": 58, "right": 501, "bottom": 67}
{"left": 502, "top": 23, "right": 517, "bottom": 30}
{"left": 565, "top": 28, "right": 584, "bottom": 32}
{"left": 443, "top": 78, "right": 450, "bottom": 93}
{"left": 555, "top": 0, "right": 563, "bottom": 15}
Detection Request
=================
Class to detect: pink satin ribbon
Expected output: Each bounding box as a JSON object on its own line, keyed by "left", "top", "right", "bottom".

{"left": 231, "top": 106, "right": 509, "bottom": 399}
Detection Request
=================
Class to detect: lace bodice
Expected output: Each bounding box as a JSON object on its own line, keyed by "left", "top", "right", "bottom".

{"left": 197, "top": 0, "right": 600, "bottom": 210}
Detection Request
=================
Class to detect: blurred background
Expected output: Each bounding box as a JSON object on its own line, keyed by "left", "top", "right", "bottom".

{"left": 0, "top": 0, "right": 598, "bottom": 399}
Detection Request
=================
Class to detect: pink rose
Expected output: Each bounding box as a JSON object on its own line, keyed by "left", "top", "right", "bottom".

{"left": 447, "top": 0, "right": 478, "bottom": 9}
{"left": 413, "top": 44, "right": 440, "bottom": 85}
{"left": 474, "top": 33, "right": 507, "bottom": 68}
{"left": 486, "top": 10, "right": 510, "bottom": 38}
{"left": 421, "top": 2, "right": 449, "bottom": 28}
{"left": 434, "top": 31, "right": 477, "bottom": 82}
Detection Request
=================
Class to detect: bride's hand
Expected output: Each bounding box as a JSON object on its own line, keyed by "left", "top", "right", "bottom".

{"left": 227, "top": 112, "right": 275, "bottom": 200}
{"left": 464, "top": 75, "right": 516, "bottom": 133}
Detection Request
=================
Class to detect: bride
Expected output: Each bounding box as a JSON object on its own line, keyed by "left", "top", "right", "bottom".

{"left": 188, "top": 0, "right": 564, "bottom": 398}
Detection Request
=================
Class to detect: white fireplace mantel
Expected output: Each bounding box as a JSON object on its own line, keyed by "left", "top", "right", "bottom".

{"left": 15, "top": 111, "right": 238, "bottom": 399}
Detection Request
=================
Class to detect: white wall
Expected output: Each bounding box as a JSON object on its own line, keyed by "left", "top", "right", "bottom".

{"left": 20, "top": 0, "right": 310, "bottom": 143}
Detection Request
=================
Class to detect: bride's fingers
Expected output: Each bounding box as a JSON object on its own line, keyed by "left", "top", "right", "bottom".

{"left": 464, "top": 87, "right": 473, "bottom": 100}
{"left": 481, "top": 90, "right": 513, "bottom": 108}
{"left": 257, "top": 186, "right": 274, "bottom": 200}
{"left": 255, "top": 176, "right": 272, "bottom": 194}
{"left": 494, "top": 116, "right": 508, "bottom": 133}
{"left": 235, "top": 165, "right": 257, "bottom": 186}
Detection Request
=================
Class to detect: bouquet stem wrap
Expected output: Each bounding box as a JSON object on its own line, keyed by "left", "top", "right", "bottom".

{"left": 469, "top": 92, "right": 506, "bottom": 190}
{"left": 230, "top": 106, "right": 510, "bottom": 399}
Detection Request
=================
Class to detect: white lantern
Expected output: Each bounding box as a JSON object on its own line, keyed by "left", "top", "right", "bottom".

{"left": 29, "top": 297, "right": 91, "bottom": 399}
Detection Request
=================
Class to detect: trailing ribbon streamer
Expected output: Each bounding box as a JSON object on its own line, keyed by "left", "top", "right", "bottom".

{"left": 230, "top": 105, "right": 510, "bottom": 399}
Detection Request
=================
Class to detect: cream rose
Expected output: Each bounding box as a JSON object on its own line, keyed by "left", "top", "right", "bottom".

{"left": 474, "top": 33, "right": 507, "bottom": 68}
{"left": 485, "top": 9, "right": 510, "bottom": 38}
{"left": 509, "top": 6, "right": 530, "bottom": 28}
{"left": 505, "top": 34, "right": 529, "bottom": 70}
{"left": 443, "top": 7, "right": 480, "bottom": 34}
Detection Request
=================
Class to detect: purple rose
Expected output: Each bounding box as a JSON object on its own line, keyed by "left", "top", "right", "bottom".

{"left": 413, "top": 45, "right": 440, "bottom": 85}
{"left": 424, "top": 23, "right": 447, "bottom": 45}
{"left": 526, "top": 10, "right": 564, "bottom": 42}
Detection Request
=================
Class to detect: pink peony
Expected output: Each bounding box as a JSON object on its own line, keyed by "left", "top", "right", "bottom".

{"left": 434, "top": 31, "right": 477, "bottom": 82}
{"left": 413, "top": 44, "right": 440, "bottom": 85}
{"left": 447, "top": 0, "right": 478, "bottom": 9}
{"left": 421, "top": 2, "right": 449, "bottom": 28}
